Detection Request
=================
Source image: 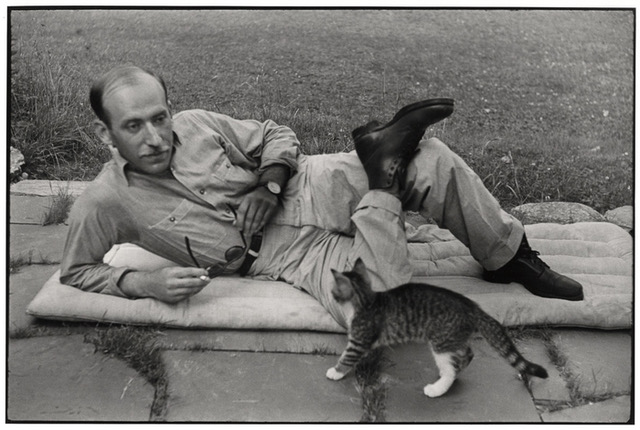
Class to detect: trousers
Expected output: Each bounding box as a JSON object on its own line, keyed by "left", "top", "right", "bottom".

{"left": 248, "top": 137, "right": 524, "bottom": 328}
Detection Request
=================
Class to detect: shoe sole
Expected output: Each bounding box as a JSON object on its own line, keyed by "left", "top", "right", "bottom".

{"left": 390, "top": 98, "right": 455, "bottom": 124}
{"left": 483, "top": 273, "right": 584, "bottom": 301}
{"left": 352, "top": 98, "right": 455, "bottom": 140}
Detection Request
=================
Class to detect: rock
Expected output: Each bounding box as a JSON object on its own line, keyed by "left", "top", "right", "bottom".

{"left": 510, "top": 202, "right": 605, "bottom": 225}
{"left": 605, "top": 206, "right": 633, "bottom": 232}
{"left": 10, "top": 147, "right": 25, "bottom": 179}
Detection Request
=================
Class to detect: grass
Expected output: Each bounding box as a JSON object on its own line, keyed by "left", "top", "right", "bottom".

{"left": 7, "top": 8, "right": 633, "bottom": 421}
{"left": 10, "top": 35, "right": 111, "bottom": 180}
{"left": 512, "top": 328, "right": 633, "bottom": 414}
{"left": 354, "top": 348, "right": 393, "bottom": 422}
{"left": 84, "top": 325, "right": 170, "bottom": 421}
{"left": 41, "top": 185, "right": 75, "bottom": 225}
{"left": 8, "top": 325, "right": 52, "bottom": 339}
{"left": 9, "top": 9, "right": 634, "bottom": 212}
{"left": 9, "top": 251, "right": 33, "bottom": 273}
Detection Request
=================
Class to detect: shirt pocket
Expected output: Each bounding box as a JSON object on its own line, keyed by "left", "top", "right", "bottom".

{"left": 149, "top": 198, "right": 194, "bottom": 231}
{"left": 147, "top": 199, "right": 229, "bottom": 263}
{"left": 211, "top": 152, "right": 259, "bottom": 198}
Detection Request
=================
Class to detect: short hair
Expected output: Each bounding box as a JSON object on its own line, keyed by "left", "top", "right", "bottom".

{"left": 89, "top": 65, "right": 168, "bottom": 126}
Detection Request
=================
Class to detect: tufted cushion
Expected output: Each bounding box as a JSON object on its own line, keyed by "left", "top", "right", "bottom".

{"left": 26, "top": 222, "right": 632, "bottom": 331}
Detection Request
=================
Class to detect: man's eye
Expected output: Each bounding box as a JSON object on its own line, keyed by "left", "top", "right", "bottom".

{"left": 154, "top": 115, "right": 168, "bottom": 125}
{"left": 127, "top": 123, "right": 140, "bottom": 132}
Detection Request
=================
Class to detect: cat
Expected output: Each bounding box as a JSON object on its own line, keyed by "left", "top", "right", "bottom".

{"left": 326, "top": 258, "right": 548, "bottom": 397}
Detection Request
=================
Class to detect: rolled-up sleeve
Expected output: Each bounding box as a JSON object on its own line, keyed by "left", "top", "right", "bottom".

{"left": 189, "top": 110, "right": 301, "bottom": 174}
{"left": 59, "top": 190, "right": 138, "bottom": 298}
{"left": 258, "top": 118, "right": 300, "bottom": 173}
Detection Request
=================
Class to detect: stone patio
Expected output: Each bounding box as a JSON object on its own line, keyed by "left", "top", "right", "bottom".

{"left": 6, "top": 181, "right": 633, "bottom": 423}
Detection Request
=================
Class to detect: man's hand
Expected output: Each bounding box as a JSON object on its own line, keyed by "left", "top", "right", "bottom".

{"left": 119, "top": 267, "right": 210, "bottom": 303}
{"left": 235, "top": 186, "right": 279, "bottom": 237}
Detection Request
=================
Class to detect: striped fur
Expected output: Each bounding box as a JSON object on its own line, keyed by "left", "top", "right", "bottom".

{"left": 326, "top": 259, "right": 548, "bottom": 396}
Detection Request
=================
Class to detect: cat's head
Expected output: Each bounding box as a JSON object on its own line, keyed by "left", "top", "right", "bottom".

{"left": 330, "top": 258, "right": 376, "bottom": 308}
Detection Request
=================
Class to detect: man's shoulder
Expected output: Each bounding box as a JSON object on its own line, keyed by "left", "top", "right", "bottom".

{"left": 173, "top": 109, "right": 235, "bottom": 130}
{"left": 76, "top": 161, "right": 124, "bottom": 207}
{"left": 174, "top": 109, "right": 225, "bottom": 121}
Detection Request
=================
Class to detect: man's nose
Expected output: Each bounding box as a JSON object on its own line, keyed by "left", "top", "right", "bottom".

{"left": 143, "top": 123, "right": 164, "bottom": 147}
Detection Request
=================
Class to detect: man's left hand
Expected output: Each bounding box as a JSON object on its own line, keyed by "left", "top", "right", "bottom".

{"left": 235, "top": 186, "right": 278, "bottom": 237}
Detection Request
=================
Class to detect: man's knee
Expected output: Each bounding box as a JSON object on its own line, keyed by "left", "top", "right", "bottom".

{"left": 419, "top": 137, "right": 457, "bottom": 161}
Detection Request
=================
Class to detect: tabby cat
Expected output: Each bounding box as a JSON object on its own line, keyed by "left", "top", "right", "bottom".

{"left": 326, "top": 258, "right": 548, "bottom": 397}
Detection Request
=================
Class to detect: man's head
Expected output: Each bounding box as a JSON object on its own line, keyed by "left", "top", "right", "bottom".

{"left": 91, "top": 65, "right": 174, "bottom": 175}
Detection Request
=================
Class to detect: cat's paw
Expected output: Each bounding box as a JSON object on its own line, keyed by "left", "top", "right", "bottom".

{"left": 423, "top": 382, "right": 448, "bottom": 398}
{"left": 326, "top": 367, "right": 346, "bottom": 380}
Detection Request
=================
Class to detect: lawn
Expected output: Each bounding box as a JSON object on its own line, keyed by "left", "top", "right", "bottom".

{"left": 9, "top": 8, "right": 634, "bottom": 212}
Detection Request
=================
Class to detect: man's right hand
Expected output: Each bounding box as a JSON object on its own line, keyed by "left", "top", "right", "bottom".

{"left": 118, "top": 266, "right": 210, "bottom": 303}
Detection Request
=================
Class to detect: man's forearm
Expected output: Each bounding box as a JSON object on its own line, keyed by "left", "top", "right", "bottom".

{"left": 59, "top": 262, "right": 134, "bottom": 298}
{"left": 117, "top": 266, "right": 210, "bottom": 303}
{"left": 118, "top": 270, "right": 150, "bottom": 298}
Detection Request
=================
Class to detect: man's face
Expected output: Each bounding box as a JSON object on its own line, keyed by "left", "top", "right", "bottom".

{"left": 96, "top": 74, "right": 174, "bottom": 175}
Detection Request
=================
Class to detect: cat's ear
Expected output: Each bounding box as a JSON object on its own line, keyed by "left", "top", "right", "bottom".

{"left": 331, "top": 269, "right": 354, "bottom": 301}
{"left": 352, "top": 258, "right": 371, "bottom": 284}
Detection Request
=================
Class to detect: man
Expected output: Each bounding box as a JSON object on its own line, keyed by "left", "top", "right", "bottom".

{"left": 60, "top": 65, "right": 583, "bottom": 328}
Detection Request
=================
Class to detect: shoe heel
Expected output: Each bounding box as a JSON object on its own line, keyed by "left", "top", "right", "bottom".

{"left": 482, "top": 271, "right": 512, "bottom": 284}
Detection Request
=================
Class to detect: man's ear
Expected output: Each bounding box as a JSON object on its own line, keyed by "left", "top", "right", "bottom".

{"left": 93, "top": 120, "right": 113, "bottom": 146}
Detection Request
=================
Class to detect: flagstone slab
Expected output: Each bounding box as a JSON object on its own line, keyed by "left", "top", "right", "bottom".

{"left": 162, "top": 350, "right": 362, "bottom": 422}
{"left": 10, "top": 179, "right": 89, "bottom": 197}
{"left": 383, "top": 338, "right": 541, "bottom": 422}
{"left": 8, "top": 265, "right": 61, "bottom": 334}
{"left": 552, "top": 329, "right": 631, "bottom": 397}
{"left": 9, "top": 224, "right": 68, "bottom": 264}
{"left": 541, "top": 395, "right": 631, "bottom": 423}
{"left": 7, "top": 335, "right": 154, "bottom": 422}
{"left": 157, "top": 329, "right": 346, "bottom": 354}
{"left": 515, "top": 336, "right": 572, "bottom": 402}
{"left": 9, "top": 195, "right": 55, "bottom": 225}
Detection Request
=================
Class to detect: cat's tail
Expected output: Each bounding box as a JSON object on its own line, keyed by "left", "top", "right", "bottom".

{"left": 474, "top": 308, "right": 548, "bottom": 379}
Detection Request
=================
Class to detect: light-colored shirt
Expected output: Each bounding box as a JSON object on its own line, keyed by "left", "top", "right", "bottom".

{"left": 60, "top": 109, "right": 301, "bottom": 297}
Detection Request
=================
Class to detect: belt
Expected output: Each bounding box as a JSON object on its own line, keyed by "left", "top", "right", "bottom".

{"left": 238, "top": 234, "right": 262, "bottom": 276}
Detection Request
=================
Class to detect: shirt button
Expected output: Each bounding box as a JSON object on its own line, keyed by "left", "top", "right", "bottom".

{"left": 169, "top": 217, "right": 176, "bottom": 222}
{"left": 226, "top": 163, "right": 230, "bottom": 168}
{"left": 199, "top": 189, "right": 205, "bottom": 195}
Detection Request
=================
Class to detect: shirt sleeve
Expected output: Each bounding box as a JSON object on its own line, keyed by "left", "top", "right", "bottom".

{"left": 59, "top": 189, "right": 139, "bottom": 298}
{"left": 195, "top": 110, "right": 301, "bottom": 174}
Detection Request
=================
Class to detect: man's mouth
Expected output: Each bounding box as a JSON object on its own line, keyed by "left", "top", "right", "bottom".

{"left": 143, "top": 150, "right": 169, "bottom": 160}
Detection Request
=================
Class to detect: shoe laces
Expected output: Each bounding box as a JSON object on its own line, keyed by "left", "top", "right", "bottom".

{"left": 518, "top": 244, "right": 549, "bottom": 270}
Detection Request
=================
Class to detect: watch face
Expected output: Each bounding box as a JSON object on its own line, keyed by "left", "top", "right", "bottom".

{"left": 266, "top": 181, "right": 281, "bottom": 195}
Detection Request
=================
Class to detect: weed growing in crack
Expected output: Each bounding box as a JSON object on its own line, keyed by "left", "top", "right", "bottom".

{"left": 539, "top": 332, "right": 631, "bottom": 413}
{"left": 84, "top": 325, "right": 169, "bottom": 421}
{"left": 41, "top": 185, "right": 75, "bottom": 225}
{"left": 9, "top": 325, "right": 51, "bottom": 339}
{"left": 9, "top": 251, "right": 34, "bottom": 273}
{"left": 354, "top": 348, "right": 393, "bottom": 423}
{"left": 310, "top": 343, "right": 335, "bottom": 356}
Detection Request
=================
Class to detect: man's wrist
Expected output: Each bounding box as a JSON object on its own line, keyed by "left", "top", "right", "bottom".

{"left": 258, "top": 164, "right": 290, "bottom": 194}
{"left": 118, "top": 270, "right": 148, "bottom": 299}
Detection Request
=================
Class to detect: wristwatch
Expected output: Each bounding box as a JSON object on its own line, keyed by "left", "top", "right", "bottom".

{"left": 263, "top": 181, "right": 282, "bottom": 196}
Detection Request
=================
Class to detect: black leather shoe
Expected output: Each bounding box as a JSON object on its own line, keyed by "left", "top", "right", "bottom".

{"left": 483, "top": 235, "right": 584, "bottom": 301}
{"left": 352, "top": 98, "right": 454, "bottom": 190}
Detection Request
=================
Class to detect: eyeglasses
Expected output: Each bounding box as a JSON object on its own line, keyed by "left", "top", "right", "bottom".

{"left": 184, "top": 204, "right": 246, "bottom": 278}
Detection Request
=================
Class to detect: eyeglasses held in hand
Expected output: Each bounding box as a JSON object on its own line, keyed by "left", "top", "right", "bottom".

{"left": 184, "top": 204, "right": 246, "bottom": 279}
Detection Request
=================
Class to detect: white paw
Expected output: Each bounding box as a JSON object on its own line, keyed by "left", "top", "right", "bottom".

{"left": 423, "top": 382, "right": 448, "bottom": 398}
{"left": 326, "top": 367, "right": 346, "bottom": 380}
